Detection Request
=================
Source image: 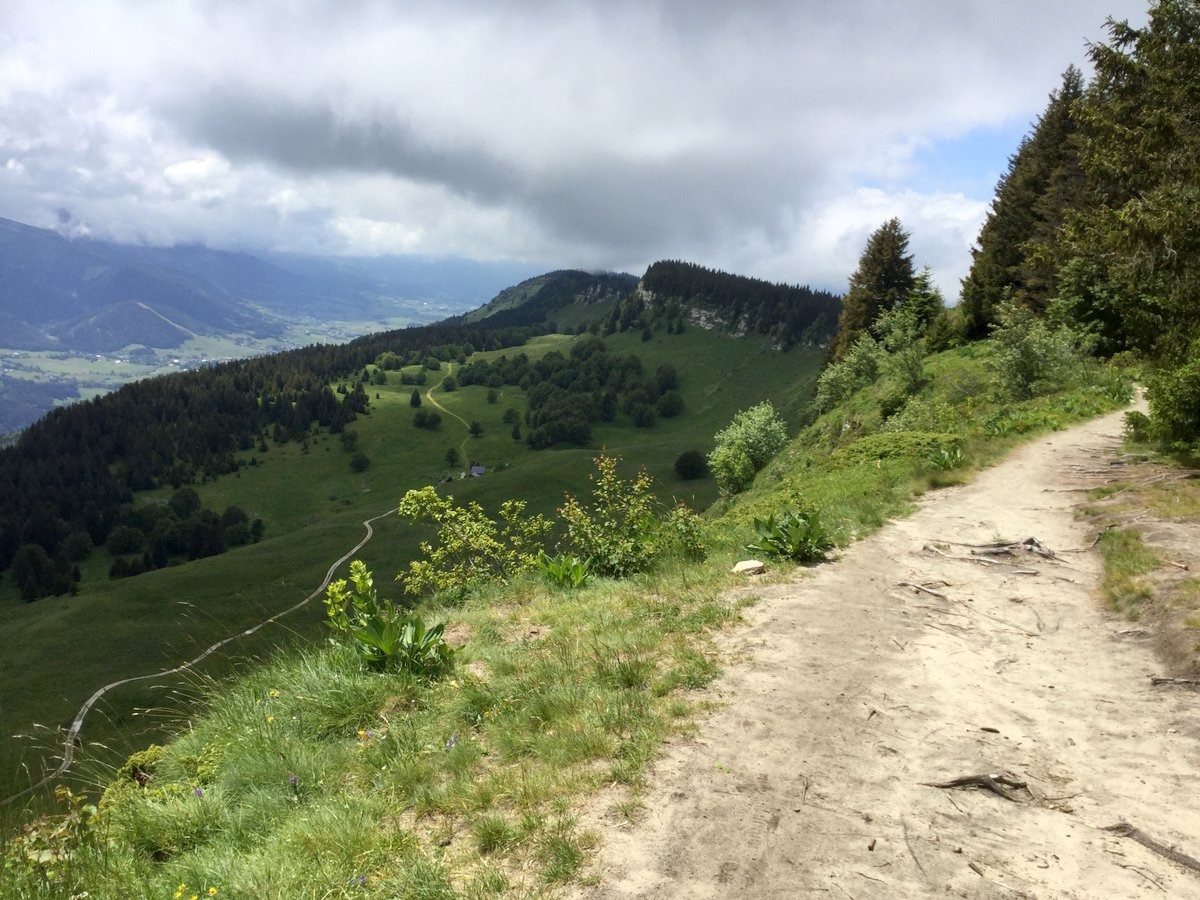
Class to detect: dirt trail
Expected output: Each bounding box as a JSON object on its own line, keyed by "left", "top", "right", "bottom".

{"left": 578, "top": 407, "right": 1200, "bottom": 898}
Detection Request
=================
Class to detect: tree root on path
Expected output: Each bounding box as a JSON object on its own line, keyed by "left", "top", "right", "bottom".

{"left": 897, "top": 581, "right": 948, "bottom": 600}
{"left": 1102, "top": 822, "right": 1200, "bottom": 876}
{"left": 921, "top": 773, "right": 1029, "bottom": 803}
{"left": 1150, "top": 677, "right": 1200, "bottom": 688}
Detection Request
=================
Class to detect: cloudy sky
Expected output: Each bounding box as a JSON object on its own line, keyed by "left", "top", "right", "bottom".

{"left": 0, "top": 0, "right": 1147, "bottom": 297}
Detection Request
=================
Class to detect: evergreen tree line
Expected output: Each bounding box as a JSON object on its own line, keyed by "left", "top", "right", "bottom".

{"left": 634, "top": 260, "right": 842, "bottom": 348}
{"left": 0, "top": 319, "right": 541, "bottom": 600}
{"left": 452, "top": 270, "right": 639, "bottom": 329}
{"left": 457, "top": 335, "right": 683, "bottom": 449}
{"left": 959, "top": 1, "right": 1200, "bottom": 442}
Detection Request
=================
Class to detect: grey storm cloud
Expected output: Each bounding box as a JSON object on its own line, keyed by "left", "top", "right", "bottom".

{"left": 0, "top": 0, "right": 1151, "bottom": 291}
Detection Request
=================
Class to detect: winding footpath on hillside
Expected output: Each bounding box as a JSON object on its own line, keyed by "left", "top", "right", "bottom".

{"left": 0, "top": 508, "right": 396, "bottom": 809}
{"left": 578, "top": 405, "right": 1200, "bottom": 898}
{"left": 424, "top": 364, "right": 473, "bottom": 464}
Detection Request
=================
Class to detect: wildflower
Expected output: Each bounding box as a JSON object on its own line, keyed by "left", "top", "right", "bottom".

{"left": 289, "top": 773, "right": 299, "bottom": 787}
{"left": 174, "top": 885, "right": 186, "bottom": 900}
{"left": 193, "top": 787, "right": 204, "bottom": 798}
{"left": 443, "top": 733, "right": 458, "bottom": 751}
{"left": 266, "top": 715, "right": 275, "bottom": 724}
{"left": 268, "top": 689, "right": 280, "bottom": 698}
{"left": 208, "top": 889, "right": 218, "bottom": 896}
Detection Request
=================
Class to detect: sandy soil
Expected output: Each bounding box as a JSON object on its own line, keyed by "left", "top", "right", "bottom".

{"left": 576, "top": 407, "right": 1200, "bottom": 899}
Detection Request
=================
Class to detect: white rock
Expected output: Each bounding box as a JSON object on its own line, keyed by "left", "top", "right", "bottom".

{"left": 731, "top": 559, "right": 766, "bottom": 575}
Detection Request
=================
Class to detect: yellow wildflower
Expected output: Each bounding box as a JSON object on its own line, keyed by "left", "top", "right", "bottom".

{"left": 268, "top": 689, "right": 280, "bottom": 698}
{"left": 208, "top": 889, "right": 218, "bottom": 896}
{"left": 266, "top": 715, "right": 275, "bottom": 724}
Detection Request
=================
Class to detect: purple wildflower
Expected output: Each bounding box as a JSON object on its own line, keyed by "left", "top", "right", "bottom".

{"left": 443, "top": 733, "right": 458, "bottom": 751}
{"left": 193, "top": 787, "right": 204, "bottom": 798}
{"left": 288, "top": 773, "right": 299, "bottom": 787}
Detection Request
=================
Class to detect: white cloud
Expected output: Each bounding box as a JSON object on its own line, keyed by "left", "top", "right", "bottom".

{"left": 0, "top": 0, "right": 1148, "bottom": 293}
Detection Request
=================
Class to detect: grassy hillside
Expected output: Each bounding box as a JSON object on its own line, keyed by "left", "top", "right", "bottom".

{"left": 0, "top": 325, "right": 822, "bottom": 805}
{"left": 0, "top": 329, "right": 1132, "bottom": 898}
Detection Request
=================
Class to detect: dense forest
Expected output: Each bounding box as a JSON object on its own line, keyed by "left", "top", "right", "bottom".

{"left": 457, "top": 335, "right": 680, "bottom": 449}
{"left": 632, "top": 260, "right": 841, "bottom": 348}
{"left": 828, "top": 2, "right": 1200, "bottom": 448}
{"left": 0, "top": 320, "right": 541, "bottom": 600}
{"left": 956, "top": 2, "right": 1200, "bottom": 444}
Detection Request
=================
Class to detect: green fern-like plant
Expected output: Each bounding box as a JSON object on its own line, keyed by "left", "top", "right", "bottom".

{"left": 746, "top": 507, "right": 834, "bottom": 563}
{"left": 534, "top": 552, "right": 592, "bottom": 588}
{"left": 325, "top": 561, "right": 455, "bottom": 676}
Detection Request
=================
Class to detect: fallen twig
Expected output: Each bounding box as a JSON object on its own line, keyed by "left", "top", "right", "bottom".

{"left": 898, "top": 581, "right": 948, "bottom": 600}
{"left": 922, "top": 773, "right": 1028, "bottom": 803}
{"left": 1151, "top": 677, "right": 1200, "bottom": 688}
{"left": 1102, "top": 822, "right": 1200, "bottom": 875}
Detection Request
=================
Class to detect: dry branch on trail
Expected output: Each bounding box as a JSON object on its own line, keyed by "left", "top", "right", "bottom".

{"left": 897, "top": 582, "right": 948, "bottom": 600}
{"left": 1150, "top": 677, "right": 1200, "bottom": 688}
{"left": 921, "top": 773, "right": 1029, "bottom": 803}
{"left": 1103, "top": 822, "right": 1200, "bottom": 876}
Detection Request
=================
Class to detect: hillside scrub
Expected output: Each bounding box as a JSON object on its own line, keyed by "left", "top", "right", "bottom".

{"left": 0, "top": 335, "right": 1131, "bottom": 896}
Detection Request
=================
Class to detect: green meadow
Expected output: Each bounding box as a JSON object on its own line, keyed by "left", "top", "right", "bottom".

{"left": 0, "top": 326, "right": 823, "bottom": 805}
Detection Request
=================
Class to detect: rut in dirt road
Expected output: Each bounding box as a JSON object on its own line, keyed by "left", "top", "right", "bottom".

{"left": 577, "top": 407, "right": 1200, "bottom": 899}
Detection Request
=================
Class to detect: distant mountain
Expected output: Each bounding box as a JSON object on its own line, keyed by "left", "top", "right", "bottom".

{"left": 0, "top": 216, "right": 544, "bottom": 352}
{"left": 461, "top": 269, "right": 638, "bottom": 327}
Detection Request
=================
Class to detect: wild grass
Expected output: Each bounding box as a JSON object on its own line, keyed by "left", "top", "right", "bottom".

{"left": 0, "top": 326, "right": 822, "bottom": 803}
{"left": 1097, "top": 529, "right": 1160, "bottom": 614}
{"left": 0, "top": 336, "right": 1132, "bottom": 896}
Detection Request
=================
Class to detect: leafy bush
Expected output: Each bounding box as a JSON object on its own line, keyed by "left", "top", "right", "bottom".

{"left": 349, "top": 452, "right": 370, "bottom": 472}
{"left": 558, "top": 454, "right": 659, "bottom": 577}
{"left": 659, "top": 503, "right": 708, "bottom": 562}
{"left": 413, "top": 409, "right": 442, "bottom": 430}
{"left": 1148, "top": 353, "right": 1200, "bottom": 444}
{"left": 708, "top": 401, "right": 788, "bottom": 494}
{"left": 1124, "top": 410, "right": 1153, "bottom": 443}
{"left": 325, "top": 560, "right": 455, "bottom": 675}
{"left": 988, "top": 298, "right": 1087, "bottom": 399}
{"left": 534, "top": 552, "right": 592, "bottom": 589}
{"left": 3, "top": 786, "right": 100, "bottom": 892}
{"left": 673, "top": 449, "right": 708, "bottom": 480}
{"left": 396, "top": 486, "right": 551, "bottom": 595}
{"left": 707, "top": 444, "right": 755, "bottom": 494}
{"left": 814, "top": 334, "right": 883, "bottom": 412}
{"left": 746, "top": 506, "right": 835, "bottom": 563}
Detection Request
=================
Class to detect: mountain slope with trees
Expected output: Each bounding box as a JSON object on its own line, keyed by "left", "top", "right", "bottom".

{"left": 608, "top": 260, "right": 840, "bottom": 349}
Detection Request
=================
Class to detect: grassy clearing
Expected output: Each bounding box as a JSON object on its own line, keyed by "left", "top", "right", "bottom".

{"left": 0, "top": 327, "right": 821, "bottom": 804}
{"left": 1079, "top": 443, "right": 1200, "bottom": 669}
{"left": 1097, "top": 529, "right": 1160, "bottom": 614}
{"left": 0, "top": 334, "right": 1133, "bottom": 897}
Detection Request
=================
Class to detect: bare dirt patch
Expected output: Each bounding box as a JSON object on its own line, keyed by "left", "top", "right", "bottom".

{"left": 574, "top": 407, "right": 1200, "bottom": 898}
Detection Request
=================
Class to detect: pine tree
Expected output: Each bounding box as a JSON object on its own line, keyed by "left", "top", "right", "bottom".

{"left": 961, "top": 67, "right": 1086, "bottom": 337}
{"left": 831, "top": 218, "right": 915, "bottom": 360}
{"left": 410, "top": 389, "right": 422, "bottom": 408}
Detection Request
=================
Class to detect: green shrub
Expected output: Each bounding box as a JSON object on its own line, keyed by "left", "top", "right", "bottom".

{"left": 1124, "top": 410, "right": 1154, "bottom": 443}
{"left": 325, "top": 560, "right": 455, "bottom": 676}
{"left": 396, "top": 487, "right": 551, "bottom": 595}
{"left": 988, "top": 298, "right": 1087, "bottom": 399}
{"left": 746, "top": 506, "right": 835, "bottom": 563}
{"left": 1148, "top": 354, "right": 1200, "bottom": 444}
{"left": 558, "top": 454, "right": 659, "bottom": 577}
{"left": 673, "top": 449, "right": 708, "bottom": 480}
{"left": 814, "top": 335, "right": 882, "bottom": 412}
{"left": 708, "top": 401, "right": 788, "bottom": 494}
